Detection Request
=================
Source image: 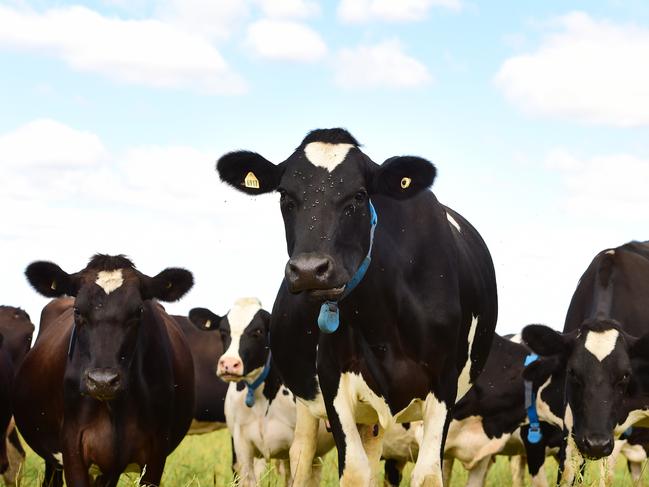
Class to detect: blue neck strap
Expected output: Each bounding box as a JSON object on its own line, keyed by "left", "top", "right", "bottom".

{"left": 524, "top": 353, "right": 542, "bottom": 444}
{"left": 244, "top": 351, "right": 272, "bottom": 408}
{"left": 317, "top": 201, "right": 378, "bottom": 334}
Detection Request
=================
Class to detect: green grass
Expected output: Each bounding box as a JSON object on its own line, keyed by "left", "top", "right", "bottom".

{"left": 6, "top": 430, "right": 649, "bottom": 486}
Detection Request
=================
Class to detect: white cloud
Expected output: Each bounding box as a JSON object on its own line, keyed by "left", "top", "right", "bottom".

{"left": 334, "top": 39, "right": 432, "bottom": 88}
{"left": 338, "top": 0, "right": 461, "bottom": 23}
{"left": 155, "top": 0, "right": 250, "bottom": 41}
{"left": 0, "top": 120, "right": 287, "bottom": 331}
{"left": 0, "top": 119, "right": 107, "bottom": 169}
{"left": 254, "top": 0, "right": 320, "bottom": 19}
{"left": 495, "top": 12, "right": 649, "bottom": 127}
{"left": 545, "top": 149, "right": 649, "bottom": 220}
{"left": 0, "top": 4, "right": 247, "bottom": 94}
{"left": 245, "top": 19, "right": 327, "bottom": 62}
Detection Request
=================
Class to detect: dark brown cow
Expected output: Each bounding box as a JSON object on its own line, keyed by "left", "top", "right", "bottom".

{"left": 14, "top": 254, "right": 195, "bottom": 487}
{"left": 0, "top": 306, "right": 35, "bottom": 482}
{"left": 173, "top": 314, "right": 228, "bottom": 433}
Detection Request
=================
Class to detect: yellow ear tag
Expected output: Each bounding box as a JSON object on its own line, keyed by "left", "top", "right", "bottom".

{"left": 51, "top": 281, "right": 57, "bottom": 290}
{"left": 166, "top": 282, "right": 173, "bottom": 289}
{"left": 204, "top": 319, "right": 211, "bottom": 329}
{"left": 244, "top": 171, "right": 260, "bottom": 189}
{"left": 400, "top": 177, "right": 412, "bottom": 189}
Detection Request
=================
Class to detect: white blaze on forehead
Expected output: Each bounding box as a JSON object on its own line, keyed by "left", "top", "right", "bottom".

{"left": 605, "top": 250, "right": 616, "bottom": 255}
{"left": 456, "top": 315, "right": 479, "bottom": 402}
{"left": 584, "top": 329, "right": 619, "bottom": 362}
{"left": 221, "top": 297, "right": 263, "bottom": 361}
{"left": 95, "top": 269, "right": 124, "bottom": 294}
{"left": 304, "top": 142, "right": 354, "bottom": 172}
{"left": 446, "top": 212, "right": 461, "bottom": 233}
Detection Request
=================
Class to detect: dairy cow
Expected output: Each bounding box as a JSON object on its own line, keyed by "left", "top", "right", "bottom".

{"left": 216, "top": 128, "right": 498, "bottom": 486}
{"left": 189, "top": 298, "right": 334, "bottom": 486}
{"left": 0, "top": 306, "right": 35, "bottom": 483}
{"left": 523, "top": 241, "right": 649, "bottom": 485}
{"left": 14, "top": 254, "right": 195, "bottom": 487}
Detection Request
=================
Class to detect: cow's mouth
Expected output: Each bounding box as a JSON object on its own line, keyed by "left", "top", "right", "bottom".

{"left": 307, "top": 286, "right": 345, "bottom": 301}
{"left": 218, "top": 373, "right": 244, "bottom": 382}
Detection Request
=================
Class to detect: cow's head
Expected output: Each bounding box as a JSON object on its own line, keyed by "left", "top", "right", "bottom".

{"left": 25, "top": 254, "right": 193, "bottom": 401}
{"left": 217, "top": 128, "right": 436, "bottom": 300}
{"left": 190, "top": 298, "right": 270, "bottom": 383}
{"left": 523, "top": 319, "right": 649, "bottom": 459}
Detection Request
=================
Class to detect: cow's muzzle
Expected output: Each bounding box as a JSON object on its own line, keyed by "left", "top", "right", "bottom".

{"left": 285, "top": 252, "right": 341, "bottom": 294}
{"left": 84, "top": 368, "right": 121, "bottom": 401}
{"left": 579, "top": 433, "right": 614, "bottom": 459}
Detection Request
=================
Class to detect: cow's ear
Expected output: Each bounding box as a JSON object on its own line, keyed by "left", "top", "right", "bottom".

{"left": 217, "top": 151, "right": 283, "bottom": 195}
{"left": 630, "top": 332, "right": 649, "bottom": 360}
{"left": 522, "top": 325, "right": 573, "bottom": 357}
{"left": 523, "top": 356, "right": 562, "bottom": 388}
{"left": 142, "top": 268, "right": 193, "bottom": 302}
{"left": 370, "top": 156, "right": 436, "bottom": 200}
{"left": 189, "top": 307, "right": 221, "bottom": 331}
{"left": 258, "top": 309, "right": 271, "bottom": 330}
{"left": 25, "top": 261, "right": 80, "bottom": 298}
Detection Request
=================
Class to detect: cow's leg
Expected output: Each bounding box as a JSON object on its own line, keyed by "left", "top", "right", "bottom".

{"left": 510, "top": 455, "right": 526, "bottom": 487}
{"left": 360, "top": 423, "right": 385, "bottom": 486}
{"left": 232, "top": 429, "right": 257, "bottom": 487}
{"left": 289, "top": 401, "right": 319, "bottom": 486}
{"left": 43, "top": 460, "right": 64, "bottom": 487}
{"left": 3, "top": 420, "right": 26, "bottom": 485}
{"left": 328, "top": 391, "right": 370, "bottom": 486}
{"left": 410, "top": 393, "right": 449, "bottom": 487}
{"left": 465, "top": 455, "right": 491, "bottom": 487}
{"left": 628, "top": 460, "right": 644, "bottom": 485}
{"left": 139, "top": 457, "right": 166, "bottom": 487}
{"left": 442, "top": 458, "right": 454, "bottom": 486}
{"left": 62, "top": 449, "right": 91, "bottom": 487}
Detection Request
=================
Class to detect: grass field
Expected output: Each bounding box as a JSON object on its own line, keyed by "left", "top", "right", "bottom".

{"left": 8, "top": 430, "right": 649, "bottom": 486}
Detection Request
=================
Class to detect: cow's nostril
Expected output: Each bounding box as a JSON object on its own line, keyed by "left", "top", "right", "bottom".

{"left": 315, "top": 260, "right": 331, "bottom": 277}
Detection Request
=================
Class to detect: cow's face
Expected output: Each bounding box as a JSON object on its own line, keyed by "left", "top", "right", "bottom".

{"left": 217, "top": 129, "right": 436, "bottom": 300}
{"left": 191, "top": 298, "right": 270, "bottom": 383}
{"left": 26, "top": 254, "right": 193, "bottom": 401}
{"left": 523, "top": 320, "right": 649, "bottom": 459}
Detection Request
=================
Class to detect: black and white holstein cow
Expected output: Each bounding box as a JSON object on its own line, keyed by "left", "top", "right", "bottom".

{"left": 523, "top": 241, "right": 649, "bottom": 485}
{"left": 216, "top": 128, "right": 498, "bottom": 486}
{"left": 189, "top": 298, "right": 334, "bottom": 487}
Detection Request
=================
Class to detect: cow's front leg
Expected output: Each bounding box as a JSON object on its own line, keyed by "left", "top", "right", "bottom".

{"left": 325, "top": 375, "right": 371, "bottom": 486}
{"left": 232, "top": 426, "right": 257, "bottom": 487}
{"left": 410, "top": 393, "right": 449, "bottom": 487}
{"left": 289, "top": 400, "right": 319, "bottom": 486}
{"left": 359, "top": 423, "right": 385, "bottom": 486}
{"left": 62, "top": 445, "right": 91, "bottom": 487}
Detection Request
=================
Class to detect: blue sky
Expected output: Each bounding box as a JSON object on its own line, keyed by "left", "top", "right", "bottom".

{"left": 1, "top": 0, "right": 648, "bottom": 334}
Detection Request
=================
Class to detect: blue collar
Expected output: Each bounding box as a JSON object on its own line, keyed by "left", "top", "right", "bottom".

{"left": 524, "top": 353, "right": 542, "bottom": 444}
{"left": 244, "top": 351, "right": 272, "bottom": 408}
{"left": 317, "top": 200, "right": 378, "bottom": 334}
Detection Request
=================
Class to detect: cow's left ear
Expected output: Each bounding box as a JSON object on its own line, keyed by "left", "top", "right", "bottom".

{"left": 522, "top": 325, "right": 575, "bottom": 358}
{"left": 258, "top": 309, "right": 271, "bottom": 330}
{"left": 370, "top": 156, "right": 436, "bottom": 200}
{"left": 141, "top": 268, "right": 193, "bottom": 302}
{"left": 189, "top": 307, "right": 222, "bottom": 331}
{"left": 217, "top": 151, "right": 284, "bottom": 195}
{"left": 25, "top": 261, "right": 81, "bottom": 298}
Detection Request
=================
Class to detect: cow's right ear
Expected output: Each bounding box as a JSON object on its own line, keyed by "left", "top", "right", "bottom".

{"left": 523, "top": 355, "right": 562, "bottom": 388}
{"left": 522, "top": 324, "right": 574, "bottom": 358}
{"left": 25, "top": 261, "right": 80, "bottom": 298}
{"left": 216, "top": 151, "right": 283, "bottom": 195}
{"left": 189, "top": 307, "right": 222, "bottom": 331}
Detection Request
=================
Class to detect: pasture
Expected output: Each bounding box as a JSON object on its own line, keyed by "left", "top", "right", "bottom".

{"left": 10, "top": 429, "right": 649, "bottom": 486}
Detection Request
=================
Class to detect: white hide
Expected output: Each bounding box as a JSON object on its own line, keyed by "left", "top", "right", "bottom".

{"left": 456, "top": 315, "right": 479, "bottom": 402}
{"left": 95, "top": 269, "right": 123, "bottom": 294}
{"left": 304, "top": 142, "right": 354, "bottom": 172}
{"left": 584, "top": 329, "right": 619, "bottom": 362}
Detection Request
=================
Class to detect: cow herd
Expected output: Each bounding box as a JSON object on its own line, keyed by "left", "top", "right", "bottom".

{"left": 1, "top": 128, "right": 648, "bottom": 487}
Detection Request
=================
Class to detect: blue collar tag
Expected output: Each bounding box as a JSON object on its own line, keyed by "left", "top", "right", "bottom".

{"left": 524, "top": 353, "right": 542, "bottom": 444}
{"left": 317, "top": 201, "right": 378, "bottom": 334}
{"left": 244, "top": 351, "right": 272, "bottom": 408}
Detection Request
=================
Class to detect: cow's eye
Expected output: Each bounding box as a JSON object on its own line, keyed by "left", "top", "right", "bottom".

{"left": 355, "top": 190, "right": 367, "bottom": 201}
{"left": 251, "top": 328, "right": 264, "bottom": 338}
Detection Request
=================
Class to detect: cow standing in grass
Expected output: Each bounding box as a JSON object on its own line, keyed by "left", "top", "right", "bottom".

{"left": 14, "top": 254, "right": 195, "bottom": 487}
{"left": 189, "top": 298, "right": 334, "bottom": 487}
{"left": 523, "top": 241, "right": 649, "bottom": 486}
{"left": 217, "top": 128, "right": 498, "bottom": 486}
